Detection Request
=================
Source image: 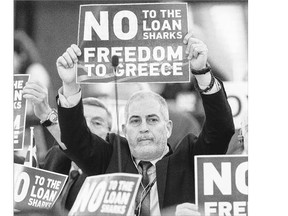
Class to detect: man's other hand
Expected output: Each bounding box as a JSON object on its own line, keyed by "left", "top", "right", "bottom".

{"left": 23, "top": 81, "right": 52, "bottom": 121}
{"left": 56, "top": 44, "right": 81, "bottom": 97}
{"left": 175, "top": 203, "right": 201, "bottom": 216}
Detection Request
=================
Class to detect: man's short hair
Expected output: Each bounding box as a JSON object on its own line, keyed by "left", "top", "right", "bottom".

{"left": 83, "top": 97, "right": 112, "bottom": 130}
{"left": 124, "top": 90, "right": 169, "bottom": 123}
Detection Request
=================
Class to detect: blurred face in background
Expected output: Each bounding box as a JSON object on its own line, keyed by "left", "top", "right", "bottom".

{"left": 84, "top": 104, "right": 111, "bottom": 139}
{"left": 14, "top": 51, "right": 25, "bottom": 74}
{"left": 122, "top": 95, "right": 172, "bottom": 161}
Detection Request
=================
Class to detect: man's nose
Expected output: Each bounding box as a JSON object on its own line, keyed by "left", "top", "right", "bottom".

{"left": 139, "top": 120, "right": 149, "bottom": 132}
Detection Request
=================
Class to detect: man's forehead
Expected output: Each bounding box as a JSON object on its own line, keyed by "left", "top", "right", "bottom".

{"left": 128, "top": 98, "right": 161, "bottom": 116}
{"left": 84, "top": 104, "right": 108, "bottom": 117}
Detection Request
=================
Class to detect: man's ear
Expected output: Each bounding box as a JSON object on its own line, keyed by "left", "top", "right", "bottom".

{"left": 166, "top": 120, "right": 173, "bottom": 138}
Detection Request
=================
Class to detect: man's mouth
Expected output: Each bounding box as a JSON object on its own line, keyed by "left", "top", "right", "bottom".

{"left": 137, "top": 137, "right": 153, "bottom": 142}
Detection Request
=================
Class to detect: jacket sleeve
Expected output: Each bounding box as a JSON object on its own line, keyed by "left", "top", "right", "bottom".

{"left": 57, "top": 98, "right": 113, "bottom": 176}
{"left": 191, "top": 79, "right": 235, "bottom": 156}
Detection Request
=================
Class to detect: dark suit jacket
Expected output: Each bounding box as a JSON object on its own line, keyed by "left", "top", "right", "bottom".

{"left": 58, "top": 84, "right": 234, "bottom": 214}
{"left": 42, "top": 145, "right": 88, "bottom": 211}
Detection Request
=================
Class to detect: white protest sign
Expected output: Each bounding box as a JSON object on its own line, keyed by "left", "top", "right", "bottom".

{"left": 224, "top": 81, "right": 248, "bottom": 129}
{"left": 14, "top": 163, "right": 68, "bottom": 211}
{"left": 76, "top": 3, "right": 189, "bottom": 83}
{"left": 69, "top": 173, "right": 141, "bottom": 216}
{"left": 195, "top": 155, "right": 248, "bottom": 216}
{"left": 14, "top": 74, "right": 30, "bottom": 150}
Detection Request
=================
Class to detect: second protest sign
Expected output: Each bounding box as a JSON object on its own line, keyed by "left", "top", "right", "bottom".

{"left": 69, "top": 173, "right": 141, "bottom": 216}
{"left": 14, "top": 164, "right": 68, "bottom": 211}
{"left": 195, "top": 155, "right": 248, "bottom": 216}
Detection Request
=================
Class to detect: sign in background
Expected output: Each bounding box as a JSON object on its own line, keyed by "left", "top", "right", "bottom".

{"left": 224, "top": 81, "right": 248, "bottom": 129}
{"left": 14, "top": 74, "right": 30, "bottom": 150}
{"left": 69, "top": 173, "right": 141, "bottom": 216}
{"left": 77, "top": 3, "right": 189, "bottom": 83}
{"left": 14, "top": 164, "right": 68, "bottom": 211}
{"left": 195, "top": 155, "right": 248, "bottom": 216}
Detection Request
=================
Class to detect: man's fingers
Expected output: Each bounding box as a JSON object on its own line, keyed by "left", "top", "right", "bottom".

{"left": 176, "top": 209, "right": 201, "bottom": 216}
{"left": 183, "top": 31, "right": 194, "bottom": 44}
{"left": 194, "top": 45, "right": 208, "bottom": 59}
{"left": 71, "top": 44, "right": 82, "bottom": 56}
{"left": 56, "top": 56, "right": 67, "bottom": 68}
{"left": 66, "top": 47, "right": 78, "bottom": 64}
{"left": 176, "top": 202, "right": 199, "bottom": 211}
{"left": 193, "top": 44, "right": 208, "bottom": 59}
{"left": 56, "top": 44, "right": 81, "bottom": 69}
{"left": 23, "top": 94, "right": 42, "bottom": 104}
{"left": 23, "top": 87, "right": 45, "bottom": 100}
{"left": 186, "top": 43, "right": 208, "bottom": 60}
{"left": 185, "top": 38, "right": 199, "bottom": 54}
{"left": 185, "top": 37, "right": 206, "bottom": 55}
{"left": 25, "top": 81, "right": 44, "bottom": 88}
{"left": 57, "top": 55, "right": 75, "bottom": 69}
{"left": 62, "top": 52, "right": 74, "bottom": 68}
{"left": 175, "top": 203, "right": 200, "bottom": 216}
{"left": 184, "top": 34, "right": 203, "bottom": 45}
{"left": 24, "top": 82, "right": 47, "bottom": 94}
{"left": 187, "top": 43, "right": 198, "bottom": 60}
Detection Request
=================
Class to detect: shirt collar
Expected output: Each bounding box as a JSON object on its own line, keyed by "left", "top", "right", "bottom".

{"left": 70, "top": 161, "right": 83, "bottom": 175}
{"left": 135, "top": 145, "right": 169, "bottom": 167}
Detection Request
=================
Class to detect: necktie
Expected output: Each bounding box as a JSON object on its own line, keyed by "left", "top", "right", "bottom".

{"left": 59, "top": 170, "right": 80, "bottom": 210}
{"left": 136, "top": 161, "right": 153, "bottom": 216}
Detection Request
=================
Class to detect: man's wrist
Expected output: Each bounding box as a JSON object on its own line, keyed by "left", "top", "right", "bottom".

{"left": 40, "top": 108, "right": 58, "bottom": 126}
{"left": 63, "top": 82, "right": 80, "bottom": 98}
{"left": 39, "top": 107, "right": 53, "bottom": 122}
{"left": 58, "top": 86, "right": 82, "bottom": 108}
{"left": 191, "top": 62, "right": 211, "bottom": 75}
{"left": 194, "top": 72, "right": 213, "bottom": 87}
{"left": 194, "top": 73, "right": 215, "bottom": 93}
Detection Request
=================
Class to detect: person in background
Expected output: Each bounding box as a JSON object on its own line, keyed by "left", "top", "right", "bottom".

{"left": 23, "top": 82, "right": 112, "bottom": 213}
{"left": 14, "top": 30, "right": 53, "bottom": 163}
{"left": 226, "top": 111, "right": 248, "bottom": 155}
{"left": 55, "top": 32, "right": 234, "bottom": 216}
{"left": 14, "top": 31, "right": 51, "bottom": 88}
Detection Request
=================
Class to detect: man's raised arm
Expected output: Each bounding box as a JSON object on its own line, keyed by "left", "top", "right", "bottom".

{"left": 55, "top": 45, "right": 112, "bottom": 175}
{"left": 183, "top": 32, "right": 235, "bottom": 155}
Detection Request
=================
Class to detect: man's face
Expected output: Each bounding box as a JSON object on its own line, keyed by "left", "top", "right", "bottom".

{"left": 84, "top": 104, "right": 110, "bottom": 139}
{"left": 122, "top": 97, "right": 172, "bottom": 161}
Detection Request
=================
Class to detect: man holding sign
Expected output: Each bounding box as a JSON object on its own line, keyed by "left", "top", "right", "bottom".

{"left": 55, "top": 30, "right": 234, "bottom": 216}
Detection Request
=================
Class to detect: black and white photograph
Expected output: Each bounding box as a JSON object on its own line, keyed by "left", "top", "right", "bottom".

{"left": 3, "top": 0, "right": 287, "bottom": 215}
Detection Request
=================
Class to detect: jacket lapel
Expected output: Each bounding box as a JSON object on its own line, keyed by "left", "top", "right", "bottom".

{"left": 156, "top": 157, "right": 169, "bottom": 209}
{"left": 123, "top": 153, "right": 138, "bottom": 174}
{"left": 156, "top": 145, "right": 173, "bottom": 209}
